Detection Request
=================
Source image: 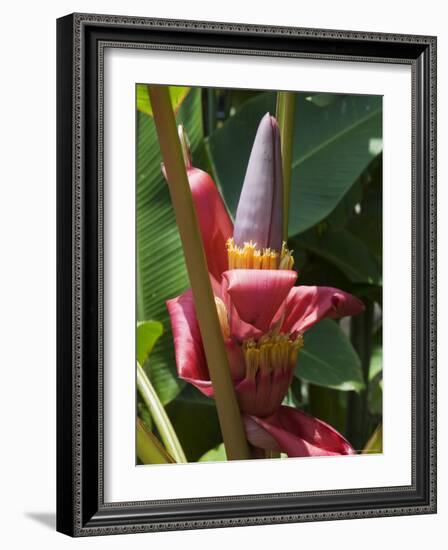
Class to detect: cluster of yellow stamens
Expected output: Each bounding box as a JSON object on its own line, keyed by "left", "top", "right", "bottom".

{"left": 226, "top": 239, "right": 294, "bottom": 270}
{"left": 242, "top": 333, "right": 303, "bottom": 379}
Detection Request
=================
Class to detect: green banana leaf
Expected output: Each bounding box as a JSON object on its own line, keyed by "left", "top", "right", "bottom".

{"left": 199, "top": 443, "right": 227, "bottom": 462}
{"left": 136, "top": 88, "right": 204, "bottom": 405}
{"left": 166, "top": 386, "right": 221, "bottom": 462}
{"left": 296, "top": 319, "right": 365, "bottom": 392}
{"left": 136, "top": 418, "right": 175, "bottom": 464}
{"left": 363, "top": 424, "right": 382, "bottom": 454}
{"left": 137, "top": 320, "right": 163, "bottom": 366}
{"left": 296, "top": 228, "right": 381, "bottom": 285}
{"left": 206, "top": 91, "right": 382, "bottom": 236}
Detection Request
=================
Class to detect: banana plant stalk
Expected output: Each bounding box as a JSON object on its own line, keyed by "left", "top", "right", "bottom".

{"left": 148, "top": 85, "right": 250, "bottom": 461}
{"left": 137, "top": 362, "right": 187, "bottom": 463}
{"left": 276, "top": 92, "right": 296, "bottom": 241}
{"left": 271, "top": 91, "right": 296, "bottom": 459}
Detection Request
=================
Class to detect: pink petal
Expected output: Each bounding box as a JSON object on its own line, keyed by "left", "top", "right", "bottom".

{"left": 282, "top": 286, "right": 365, "bottom": 335}
{"left": 221, "top": 311, "right": 264, "bottom": 342}
{"left": 244, "top": 406, "right": 355, "bottom": 457}
{"left": 224, "top": 338, "right": 247, "bottom": 380}
{"left": 236, "top": 368, "right": 293, "bottom": 417}
{"left": 187, "top": 167, "right": 233, "bottom": 282}
{"left": 166, "top": 289, "right": 214, "bottom": 397}
{"left": 235, "top": 378, "right": 258, "bottom": 416}
{"left": 167, "top": 288, "right": 246, "bottom": 395}
{"left": 222, "top": 269, "right": 297, "bottom": 339}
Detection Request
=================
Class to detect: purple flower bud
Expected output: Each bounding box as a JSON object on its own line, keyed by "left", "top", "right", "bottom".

{"left": 233, "top": 113, "right": 283, "bottom": 252}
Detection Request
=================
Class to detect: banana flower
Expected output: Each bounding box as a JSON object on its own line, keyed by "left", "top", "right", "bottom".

{"left": 166, "top": 115, "right": 363, "bottom": 457}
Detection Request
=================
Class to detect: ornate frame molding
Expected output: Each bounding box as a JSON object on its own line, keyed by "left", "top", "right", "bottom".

{"left": 56, "top": 13, "right": 437, "bottom": 536}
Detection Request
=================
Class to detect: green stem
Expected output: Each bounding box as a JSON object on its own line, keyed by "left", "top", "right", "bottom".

{"left": 206, "top": 89, "right": 217, "bottom": 135}
{"left": 276, "top": 92, "right": 296, "bottom": 242}
{"left": 137, "top": 362, "right": 187, "bottom": 463}
{"left": 346, "top": 301, "right": 374, "bottom": 450}
{"left": 148, "top": 85, "right": 250, "bottom": 461}
{"left": 136, "top": 417, "right": 175, "bottom": 464}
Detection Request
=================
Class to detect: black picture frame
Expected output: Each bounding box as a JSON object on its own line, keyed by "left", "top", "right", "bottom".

{"left": 56, "top": 13, "right": 437, "bottom": 537}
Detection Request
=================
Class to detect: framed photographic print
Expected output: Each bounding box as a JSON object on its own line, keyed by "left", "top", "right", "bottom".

{"left": 56, "top": 13, "right": 437, "bottom": 536}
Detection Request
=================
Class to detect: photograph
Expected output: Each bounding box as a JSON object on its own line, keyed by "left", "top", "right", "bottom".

{"left": 55, "top": 11, "right": 436, "bottom": 536}
{"left": 135, "top": 84, "right": 383, "bottom": 465}
{"left": 0, "top": 0, "right": 441, "bottom": 544}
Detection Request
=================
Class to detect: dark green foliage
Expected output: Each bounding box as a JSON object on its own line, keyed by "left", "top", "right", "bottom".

{"left": 136, "top": 87, "right": 383, "bottom": 459}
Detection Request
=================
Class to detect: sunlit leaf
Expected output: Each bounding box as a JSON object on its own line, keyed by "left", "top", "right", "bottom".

{"left": 369, "top": 345, "right": 383, "bottom": 381}
{"left": 363, "top": 424, "right": 382, "bottom": 454}
{"left": 137, "top": 85, "right": 190, "bottom": 117}
{"left": 305, "top": 93, "right": 339, "bottom": 107}
{"left": 136, "top": 418, "right": 175, "bottom": 464}
{"left": 137, "top": 320, "right": 163, "bottom": 366}
{"left": 137, "top": 363, "right": 187, "bottom": 463}
{"left": 199, "top": 443, "right": 227, "bottom": 462}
